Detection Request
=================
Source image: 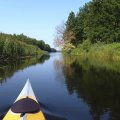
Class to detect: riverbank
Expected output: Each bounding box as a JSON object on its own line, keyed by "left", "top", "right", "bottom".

{"left": 68, "top": 42, "right": 120, "bottom": 61}
{"left": 0, "top": 33, "right": 56, "bottom": 60}
{"left": 0, "top": 50, "right": 47, "bottom": 61}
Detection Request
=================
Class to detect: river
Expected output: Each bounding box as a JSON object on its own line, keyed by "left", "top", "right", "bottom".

{"left": 0, "top": 53, "right": 120, "bottom": 120}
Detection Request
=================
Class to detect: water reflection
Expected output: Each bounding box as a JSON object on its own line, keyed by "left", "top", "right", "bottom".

{"left": 60, "top": 55, "right": 120, "bottom": 120}
{"left": 1, "top": 53, "right": 120, "bottom": 120}
{"left": 0, "top": 55, "right": 50, "bottom": 84}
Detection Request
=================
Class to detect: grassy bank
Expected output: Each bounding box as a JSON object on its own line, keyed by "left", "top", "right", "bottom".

{"left": 70, "top": 42, "right": 120, "bottom": 61}
{"left": 0, "top": 34, "right": 47, "bottom": 59}
{"left": 0, "top": 39, "right": 45, "bottom": 59}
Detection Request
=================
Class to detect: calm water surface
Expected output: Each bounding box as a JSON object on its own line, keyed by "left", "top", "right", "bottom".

{"left": 0, "top": 53, "right": 120, "bottom": 120}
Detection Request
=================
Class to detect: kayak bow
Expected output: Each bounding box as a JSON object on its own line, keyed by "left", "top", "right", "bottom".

{"left": 3, "top": 79, "right": 46, "bottom": 120}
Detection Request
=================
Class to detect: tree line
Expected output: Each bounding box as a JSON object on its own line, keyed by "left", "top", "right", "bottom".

{"left": 0, "top": 33, "right": 56, "bottom": 58}
{"left": 54, "top": 0, "right": 120, "bottom": 50}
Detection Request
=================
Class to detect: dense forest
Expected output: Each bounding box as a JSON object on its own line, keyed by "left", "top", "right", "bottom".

{"left": 65, "top": 0, "right": 120, "bottom": 45}
{"left": 55, "top": 0, "right": 120, "bottom": 57}
{"left": 0, "top": 33, "right": 56, "bottom": 59}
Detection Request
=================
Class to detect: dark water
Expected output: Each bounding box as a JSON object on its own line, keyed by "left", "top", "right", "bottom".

{"left": 0, "top": 53, "right": 120, "bottom": 120}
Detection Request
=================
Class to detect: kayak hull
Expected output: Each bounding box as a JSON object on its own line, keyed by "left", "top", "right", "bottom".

{"left": 3, "top": 80, "right": 46, "bottom": 120}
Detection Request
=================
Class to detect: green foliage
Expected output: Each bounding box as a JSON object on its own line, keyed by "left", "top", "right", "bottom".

{"left": 81, "top": 39, "right": 91, "bottom": 52}
{"left": 50, "top": 48, "right": 57, "bottom": 52}
{"left": 0, "top": 33, "right": 56, "bottom": 59}
{"left": 64, "top": 12, "right": 77, "bottom": 45}
{"left": 63, "top": 43, "right": 75, "bottom": 53}
{"left": 14, "top": 34, "right": 56, "bottom": 52}
{"left": 70, "top": 39, "right": 91, "bottom": 55}
{"left": 66, "top": 11, "right": 76, "bottom": 31}
{"left": 71, "top": 42, "right": 120, "bottom": 60}
{"left": 0, "top": 33, "right": 45, "bottom": 58}
{"left": 65, "top": 0, "right": 120, "bottom": 46}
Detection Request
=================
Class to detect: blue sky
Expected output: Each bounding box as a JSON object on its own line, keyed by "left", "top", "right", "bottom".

{"left": 0, "top": 0, "right": 90, "bottom": 48}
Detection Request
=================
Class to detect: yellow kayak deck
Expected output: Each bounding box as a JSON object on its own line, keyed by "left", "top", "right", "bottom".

{"left": 3, "top": 80, "right": 46, "bottom": 120}
{"left": 3, "top": 110, "right": 45, "bottom": 120}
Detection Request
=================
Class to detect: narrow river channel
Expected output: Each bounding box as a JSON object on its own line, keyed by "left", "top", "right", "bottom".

{"left": 0, "top": 53, "right": 120, "bottom": 120}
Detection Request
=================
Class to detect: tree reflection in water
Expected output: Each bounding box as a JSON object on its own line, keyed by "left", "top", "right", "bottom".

{"left": 54, "top": 55, "right": 120, "bottom": 120}
{"left": 0, "top": 55, "right": 50, "bottom": 84}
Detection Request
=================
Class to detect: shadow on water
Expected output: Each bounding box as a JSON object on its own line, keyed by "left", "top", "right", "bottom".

{"left": 60, "top": 55, "right": 120, "bottom": 120}
{"left": 0, "top": 55, "right": 50, "bottom": 84}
